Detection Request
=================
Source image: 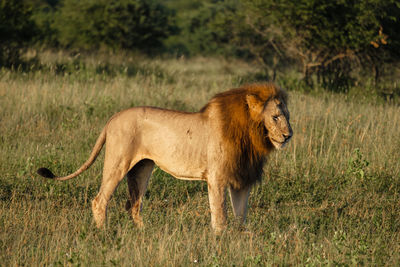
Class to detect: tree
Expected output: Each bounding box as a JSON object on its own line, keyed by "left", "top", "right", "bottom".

{"left": 0, "top": 0, "right": 37, "bottom": 67}
{"left": 164, "top": 0, "right": 238, "bottom": 56}
{"left": 222, "top": 0, "right": 400, "bottom": 91}
{"left": 27, "top": 0, "right": 60, "bottom": 47}
{"left": 52, "top": 0, "right": 178, "bottom": 51}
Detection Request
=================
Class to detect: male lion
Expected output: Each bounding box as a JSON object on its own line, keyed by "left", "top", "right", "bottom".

{"left": 37, "top": 83, "right": 292, "bottom": 233}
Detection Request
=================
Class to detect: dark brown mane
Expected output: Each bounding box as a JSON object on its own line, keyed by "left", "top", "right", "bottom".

{"left": 201, "top": 83, "right": 288, "bottom": 189}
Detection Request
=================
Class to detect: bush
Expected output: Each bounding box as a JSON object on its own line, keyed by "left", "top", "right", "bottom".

{"left": 52, "top": 0, "right": 178, "bottom": 51}
{"left": 164, "top": 0, "right": 238, "bottom": 56}
{"left": 0, "top": 0, "right": 37, "bottom": 67}
{"left": 214, "top": 0, "right": 400, "bottom": 91}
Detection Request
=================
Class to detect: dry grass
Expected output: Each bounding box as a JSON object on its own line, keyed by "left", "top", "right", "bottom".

{"left": 1, "top": 52, "right": 399, "bottom": 266}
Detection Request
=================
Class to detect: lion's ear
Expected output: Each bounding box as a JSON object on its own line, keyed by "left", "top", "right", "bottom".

{"left": 246, "top": 94, "right": 264, "bottom": 119}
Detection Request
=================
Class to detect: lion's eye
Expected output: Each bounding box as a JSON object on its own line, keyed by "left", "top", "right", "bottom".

{"left": 273, "top": 115, "right": 279, "bottom": 121}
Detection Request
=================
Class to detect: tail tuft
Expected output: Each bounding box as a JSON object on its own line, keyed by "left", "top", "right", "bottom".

{"left": 37, "top": 167, "right": 56, "bottom": 179}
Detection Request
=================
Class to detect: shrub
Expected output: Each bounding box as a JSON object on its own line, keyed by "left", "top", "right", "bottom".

{"left": 216, "top": 0, "right": 400, "bottom": 91}
{"left": 52, "top": 0, "right": 178, "bottom": 52}
{"left": 0, "top": 0, "right": 37, "bottom": 67}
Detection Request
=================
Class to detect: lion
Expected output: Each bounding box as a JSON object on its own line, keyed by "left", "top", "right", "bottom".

{"left": 37, "top": 83, "right": 292, "bottom": 233}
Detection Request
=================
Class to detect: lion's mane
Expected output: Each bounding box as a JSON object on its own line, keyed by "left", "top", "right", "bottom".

{"left": 201, "top": 83, "right": 288, "bottom": 190}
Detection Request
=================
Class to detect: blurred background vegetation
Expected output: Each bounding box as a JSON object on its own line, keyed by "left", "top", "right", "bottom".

{"left": 1, "top": 0, "right": 400, "bottom": 97}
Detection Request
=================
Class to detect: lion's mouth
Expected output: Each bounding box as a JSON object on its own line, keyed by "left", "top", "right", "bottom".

{"left": 269, "top": 137, "right": 287, "bottom": 149}
{"left": 271, "top": 138, "right": 284, "bottom": 145}
{"left": 264, "top": 127, "right": 287, "bottom": 149}
{"left": 270, "top": 138, "right": 283, "bottom": 144}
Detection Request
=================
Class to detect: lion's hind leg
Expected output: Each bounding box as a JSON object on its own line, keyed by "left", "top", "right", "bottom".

{"left": 125, "top": 159, "right": 155, "bottom": 228}
{"left": 91, "top": 154, "right": 132, "bottom": 228}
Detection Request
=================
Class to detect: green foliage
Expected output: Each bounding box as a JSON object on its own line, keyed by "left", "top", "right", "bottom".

{"left": 48, "top": 0, "right": 178, "bottom": 51}
{"left": 3, "top": 0, "right": 400, "bottom": 97}
{"left": 164, "top": 0, "right": 238, "bottom": 56}
{"left": 347, "top": 148, "right": 370, "bottom": 182}
{"left": 27, "top": 0, "right": 179, "bottom": 51}
{"left": 0, "top": 0, "right": 37, "bottom": 67}
{"left": 215, "top": 0, "right": 400, "bottom": 91}
{"left": 27, "top": 0, "right": 60, "bottom": 46}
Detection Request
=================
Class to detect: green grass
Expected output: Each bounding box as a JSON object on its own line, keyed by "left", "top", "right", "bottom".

{"left": 1, "top": 51, "right": 399, "bottom": 266}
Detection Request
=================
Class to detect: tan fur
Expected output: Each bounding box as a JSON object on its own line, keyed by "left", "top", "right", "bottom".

{"left": 37, "top": 83, "right": 292, "bottom": 233}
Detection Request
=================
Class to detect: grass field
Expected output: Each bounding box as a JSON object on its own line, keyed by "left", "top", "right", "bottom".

{"left": 1, "top": 51, "right": 399, "bottom": 266}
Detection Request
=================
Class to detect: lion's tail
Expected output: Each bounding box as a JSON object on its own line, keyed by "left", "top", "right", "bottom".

{"left": 37, "top": 127, "right": 106, "bottom": 181}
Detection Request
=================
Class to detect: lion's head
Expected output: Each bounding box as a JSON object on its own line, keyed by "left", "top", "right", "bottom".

{"left": 246, "top": 91, "right": 292, "bottom": 150}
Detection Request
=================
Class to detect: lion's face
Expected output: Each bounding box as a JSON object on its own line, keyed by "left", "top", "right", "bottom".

{"left": 262, "top": 97, "right": 292, "bottom": 149}
{"left": 247, "top": 94, "right": 293, "bottom": 149}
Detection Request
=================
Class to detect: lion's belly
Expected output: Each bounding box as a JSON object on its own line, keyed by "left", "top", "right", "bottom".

{"left": 155, "top": 162, "right": 207, "bottom": 181}
{"left": 135, "top": 108, "right": 209, "bottom": 181}
{"left": 147, "top": 138, "right": 208, "bottom": 181}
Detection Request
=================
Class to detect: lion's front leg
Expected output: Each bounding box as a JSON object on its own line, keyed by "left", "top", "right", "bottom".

{"left": 207, "top": 180, "right": 227, "bottom": 234}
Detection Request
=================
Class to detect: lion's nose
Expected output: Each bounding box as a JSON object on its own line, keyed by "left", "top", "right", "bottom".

{"left": 283, "top": 131, "right": 292, "bottom": 141}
